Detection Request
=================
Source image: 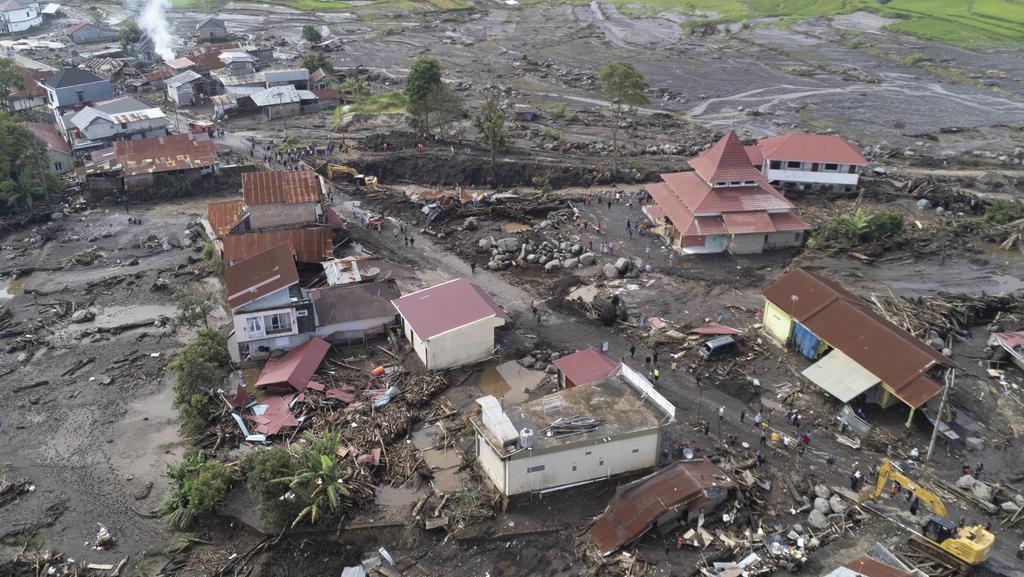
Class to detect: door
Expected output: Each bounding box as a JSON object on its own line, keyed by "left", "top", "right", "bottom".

{"left": 705, "top": 235, "right": 727, "bottom": 252}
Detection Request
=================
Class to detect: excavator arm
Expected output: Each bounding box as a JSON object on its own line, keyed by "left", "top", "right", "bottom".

{"left": 868, "top": 461, "right": 948, "bottom": 518}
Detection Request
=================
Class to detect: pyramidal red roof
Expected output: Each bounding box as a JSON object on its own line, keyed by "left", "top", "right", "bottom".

{"left": 688, "top": 131, "right": 763, "bottom": 184}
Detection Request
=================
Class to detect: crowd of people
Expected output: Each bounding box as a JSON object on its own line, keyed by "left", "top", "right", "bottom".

{"left": 252, "top": 140, "right": 340, "bottom": 171}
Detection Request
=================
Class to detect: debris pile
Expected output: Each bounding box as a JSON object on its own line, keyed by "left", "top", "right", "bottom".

{"left": 870, "top": 291, "right": 1024, "bottom": 342}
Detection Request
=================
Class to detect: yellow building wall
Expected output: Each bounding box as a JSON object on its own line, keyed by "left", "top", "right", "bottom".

{"left": 763, "top": 300, "right": 793, "bottom": 343}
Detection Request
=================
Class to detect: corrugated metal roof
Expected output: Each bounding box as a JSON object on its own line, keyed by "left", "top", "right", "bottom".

{"left": 255, "top": 337, "right": 330, "bottom": 392}
{"left": 763, "top": 268, "right": 956, "bottom": 407}
{"left": 722, "top": 211, "right": 775, "bottom": 235}
{"left": 802, "top": 349, "right": 881, "bottom": 403}
{"left": 688, "top": 131, "right": 764, "bottom": 184}
{"left": 223, "top": 243, "right": 298, "bottom": 310}
{"left": 552, "top": 348, "right": 620, "bottom": 387}
{"left": 207, "top": 199, "right": 245, "bottom": 237}
{"left": 113, "top": 133, "right": 216, "bottom": 176}
{"left": 769, "top": 211, "right": 811, "bottom": 232}
{"left": 757, "top": 134, "right": 867, "bottom": 166}
{"left": 221, "top": 227, "right": 333, "bottom": 264}
{"left": 311, "top": 280, "right": 399, "bottom": 327}
{"left": 242, "top": 170, "right": 321, "bottom": 205}
{"left": 590, "top": 459, "right": 735, "bottom": 556}
{"left": 166, "top": 69, "right": 202, "bottom": 88}
{"left": 391, "top": 278, "right": 509, "bottom": 341}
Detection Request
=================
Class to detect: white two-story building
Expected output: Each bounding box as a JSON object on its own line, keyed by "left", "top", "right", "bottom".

{"left": 59, "top": 96, "right": 168, "bottom": 155}
{"left": 746, "top": 134, "right": 868, "bottom": 192}
{"left": 0, "top": 0, "right": 41, "bottom": 33}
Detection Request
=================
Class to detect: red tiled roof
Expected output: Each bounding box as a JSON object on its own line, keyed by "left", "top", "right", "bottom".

{"left": 208, "top": 199, "right": 245, "bottom": 237}
{"left": 242, "top": 170, "right": 321, "bottom": 205}
{"left": 222, "top": 227, "right": 333, "bottom": 264}
{"left": 189, "top": 50, "right": 225, "bottom": 73}
{"left": 552, "top": 348, "right": 620, "bottom": 388}
{"left": 842, "top": 556, "right": 915, "bottom": 577}
{"left": 255, "top": 337, "right": 330, "bottom": 393}
{"left": 252, "top": 393, "right": 299, "bottom": 435}
{"left": 24, "top": 122, "right": 70, "bottom": 154}
{"left": 689, "top": 215, "right": 727, "bottom": 236}
{"left": 744, "top": 144, "right": 763, "bottom": 166}
{"left": 392, "top": 278, "right": 509, "bottom": 341}
{"left": 722, "top": 211, "right": 774, "bottom": 234}
{"left": 65, "top": 22, "right": 87, "bottom": 33}
{"left": 143, "top": 69, "right": 174, "bottom": 82}
{"left": 769, "top": 211, "right": 811, "bottom": 232}
{"left": 9, "top": 65, "right": 47, "bottom": 100}
{"left": 223, "top": 243, "right": 299, "bottom": 309}
{"left": 757, "top": 134, "right": 867, "bottom": 166}
{"left": 688, "top": 131, "right": 763, "bottom": 184}
{"left": 763, "top": 268, "right": 956, "bottom": 407}
{"left": 645, "top": 181, "right": 694, "bottom": 236}
{"left": 590, "top": 459, "right": 735, "bottom": 556}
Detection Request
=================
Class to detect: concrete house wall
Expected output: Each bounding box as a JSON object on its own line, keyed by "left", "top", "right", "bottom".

{"left": 247, "top": 202, "right": 316, "bottom": 230}
{"left": 44, "top": 80, "right": 113, "bottom": 111}
{"left": 1, "top": 1, "right": 41, "bottom": 33}
{"left": 405, "top": 315, "right": 502, "bottom": 370}
{"left": 198, "top": 27, "right": 226, "bottom": 41}
{"left": 48, "top": 148, "right": 73, "bottom": 174}
{"left": 477, "top": 429, "right": 660, "bottom": 496}
{"left": 70, "top": 25, "right": 117, "bottom": 43}
{"left": 262, "top": 101, "right": 300, "bottom": 119}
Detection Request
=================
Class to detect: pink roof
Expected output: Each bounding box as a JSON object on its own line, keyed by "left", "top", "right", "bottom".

{"left": 252, "top": 394, "right": 299, "bottom": 436}
{"left": 995, "top": 331, "right": 1024, "bottom": 350}
{"left": 689, "top": 323, "right": 744, "bottom": 335}
{"left": 757, "top": 134, "right": 867, "bottom": 165}
{"left": 254, "top": 337, "right": 330, "bottom": 392}
{"left": 552, "top": 348, "right": 620, "bottom": 387}
{"left": 392, "top": 278, "right": 509, "bottom": 340}
{"left": 24, "top": 122, "right": 70, "bottom": 155}
{"left": 688, "top": 131, "right": 764, "bottom": 184}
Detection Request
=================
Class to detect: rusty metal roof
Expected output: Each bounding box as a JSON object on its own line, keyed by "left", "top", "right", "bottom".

{"left": 222, "top": 227, "right": 333, "bottom": 264}
{"left": 207, "top": 199, "right": 245, "bottom": 237}
{"left": 255, "top": 337, "right": 330, "bottom": 393}
{"left": 763, "top": 268, "right": 956, "bottom": 407}
{"left": 590, "top": 459, "right": 735, "bottom": 556}
{"left": 840, "top": 556, "right": 915, "bottom": 577}
{"left": 552, "top": 348, "right": 620, "bottom": 387}
{"left": 223, "top": 243, "right": 298, "bottom": 310}
{"left": 242, "top": 170, "right": 321, "bottom": 206}
{"left": 79, "top": 133, "right": 216, "bottom": 177}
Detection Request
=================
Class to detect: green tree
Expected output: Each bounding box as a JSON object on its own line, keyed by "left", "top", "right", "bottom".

{"left": 118, "top": 20, "right": 142, "bottom": 50}
{"left": 0, "top": 111, "right": 61, "bottom": 215}
{"left": 302, "top": 51, "right": 333, "bottom": 73}
{"left": 173, "top": 282, "right": 219, "bottom": 329}
{"left": 473, "top": 98, "right": 506, "bottom": 174}
{"left": 168, "top": 329, "right": 228, "bottom": 436}
{"left": 241, "top": 447, "right": 301, "bottom": 532}
{"left": 159, "top": 453, "right": 235, "bottom": 529}
{"left": 0, "top": 58, "right": 24, "bottom": 107}
{"left": 302, "top": 24, "right": 323, "bottom": 43}
{"left": 340, "top": 76, "right": 368, "bottom": 101}
{"left": 275, "top": 429, "right": 351, "bottom": 527}
{"left": 404, "top": 57, "right": 443, "bottom": 133}
{"left": 426, "top": 84, "right": 463, "bottom": 138}
{"left": 597, "top": 61, "right": 649, "bottom": 174}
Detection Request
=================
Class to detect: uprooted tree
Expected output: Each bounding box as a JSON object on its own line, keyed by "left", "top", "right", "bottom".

{"left": 169, "top": 329, "right": 229, "bottom": 438}
{"left": 302, "top": 51, "right": 333, "bottom": 73}
{"left": 597, "top": 61, "right": 649, "bottom": 175}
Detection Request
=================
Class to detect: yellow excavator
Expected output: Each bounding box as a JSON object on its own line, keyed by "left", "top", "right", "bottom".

{"left": 861, "top": 461, "right": 995, "bottom": 575}
{"left": 325, "top": 163, "right": 378, "bottom": 189}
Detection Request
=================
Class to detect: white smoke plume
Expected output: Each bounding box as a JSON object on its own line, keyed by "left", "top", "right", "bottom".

{"left": 137, "top": 0, "right": 175, "bottom": 61}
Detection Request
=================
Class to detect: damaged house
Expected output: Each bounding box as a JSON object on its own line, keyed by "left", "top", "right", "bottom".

{"left": 762, "top": 268, "right": 959, "bottom": 425}
{"left": 644, "top": 131, "right": 810, "bottom": 254}
{"left": 58, "top": 96, "right": 168, "bottom": 154}
{"left": 472, "top": 364, "right": 676, "bottom": 497}
{"left": 392, "top": 278, "right": 509, "bottom": 370}
{"left": 78, "top": 132, "right": 217, "bottom": 195}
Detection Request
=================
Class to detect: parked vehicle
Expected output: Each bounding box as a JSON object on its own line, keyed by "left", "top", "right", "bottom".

{"left": 698, "top": 336, "right": 739, "bottom": 360}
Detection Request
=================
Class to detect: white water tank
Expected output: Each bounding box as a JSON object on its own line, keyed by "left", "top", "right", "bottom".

{"left": 519, "top": 427, "right": 534, "bottom": 449}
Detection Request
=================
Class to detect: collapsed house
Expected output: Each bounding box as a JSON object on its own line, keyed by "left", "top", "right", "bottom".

{"left": 762, "top": 268, "right": 959, "bottom": 425}
{"left": 58, "top": 96, "right": 168, "bottom": 155}
{"left": 224, "top": 243, "right": 400, "bottom": 361}
{"left": 589, "top": 459, "right": 736, "bottom": 557}
{"left": 392, "top": 278, "right": 509, "bottom": 370}
{"left": 472, "top": 364, "right": 675, "bottom": 496}
{"left": 78, "top": 132, "right": 217, "bottom": 195}
{"left": 644, "top": 131, "right": 811, "bottom": 255}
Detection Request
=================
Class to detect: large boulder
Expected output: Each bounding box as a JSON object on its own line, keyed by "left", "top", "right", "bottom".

{"left": 603, "top": 263, "right": 620, "bottom": 279}
{"left": 807, "top": 509, "right": 829, "bottom": 530}
{"left": 496, "top": 237, "right": 519, "bottom": 253}
{"left": 544, "top": 260, "right": 561, "bottom": 273}
{"left": 972, "top": 482, "right": 994, "bottom": 502}
{"left": 1001, "top": 501, "right": 1020, "bottom": 514}
{"left": 814, "top": 484, "right": 832, "bottom": 500}
{"left": 829, "top": 495, "right": 848, "bottom": 515}
{"left": 526, "top": 253, "right": 539, "bottom": 264}
{"left": 570, "top": 244, "right": 583, "bottom": 256}
{"left": 579, "top": 252, "right": 597, "bottom": 266}
{"left": 71, "top": 310, "right": 94, "bottom": 323}
{"left": 463, "top": 217, "right": 479, "bottom": 230}
{"left": 519, "top": 356, "right": 535, "bottom": 368}
{"left": 956, "top": 475, "right": 977, "bottom": 490}
{"left": 614, "top": 257, "right": 630, "bottom": 274}
{"left": 965, "top": 437, "right": 985, "bottom": 451}
{"left": 813, "top": 497, "right": 831, "bottom": 515}
{"left": 478, "top": 237, "right": 493, "bottom": 252}
{"left": 562, "top": 257, "right": 579, "bottom": 269}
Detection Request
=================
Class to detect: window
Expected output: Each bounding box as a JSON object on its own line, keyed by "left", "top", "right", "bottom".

{"left": 265, "top": 313, "right": 292, "bottom": 334}
{"left": 743, "top": 180, "right": 757, "bottom": 186}
{"left": 54, "top": 162, "right": 62, "bottom": 171}
{"left": 631, "top": 447, "right": 640, "bottom": 454}
{"left": 769, "top": 160, "right": 781, "bottom": 169}
{"left": 527, "top": 465, "right": 545, "bottom": 474}
{"left": 585, "top": 450, "right": 592, "bottom": 456}
{"left": 824, "top": 163, "right": 839, "bottom": 171}
{"left": 120, "top": 122, "right": 127, "bottom": 129}
{"left": 76, "top": 91, "right": 84, "bottom": 103}
{"left": 786, "top": 161, "right": 802, "bottom": 169}
{"left": 295, "top": 310, "right": 308, "bottom": 317}
{"left": 599, "top": 458, "right": 605, "bottom": 466}
{"left": 245, "top": 317, "right": 263, "bottom": 337}
{"left": 571, "top": 463, "right": 577, "bottom": 472}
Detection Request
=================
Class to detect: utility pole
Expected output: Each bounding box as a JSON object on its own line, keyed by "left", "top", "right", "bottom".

{"left": 277, "top": 90, "right": 288, "bottom": 138}
{"left": 926, "top": 368, "right": 954, "bottom": 462}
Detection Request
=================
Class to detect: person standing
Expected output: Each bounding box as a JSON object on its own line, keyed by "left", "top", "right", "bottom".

{"left": 629, "top": 344, "right": 636, "bottom": 359}
{"left": 740, "top": 409, "right": 746, "bottom": 424}
{"left": 470, "top": 261, "right": 477, "bottom": 274}
{"left": 909, "top": 495, "right": 920, "bottom": 516}
{"left": 760, "top": 428, "right": 767, "bottom": 447}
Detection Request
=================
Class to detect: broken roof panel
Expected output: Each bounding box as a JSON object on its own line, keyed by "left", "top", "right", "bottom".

{"left": 310, "top": 280, "right": 400, "bottom": 327}
{"left": 221, "top": 227, "right": 333, "bottom": 264}
{"left": 391, "top": 278, "right": 509, "bottom": 341}
{"left": 254, "top": 337, "right": 331, "bottom": 393}
{"left": 207, "top": 199, "right": 245, "bottom": 237}
{"left": 552, "top": 348, "right": 620, "bottom": 387}
{"left": 242, "top": 170, "right": 321, "bottom": 205}
{"left": 223, "top": 243, "right": 299, "bottom": 310}
{"left": 590, "top": 459, "right": 735, "bottom": 556}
